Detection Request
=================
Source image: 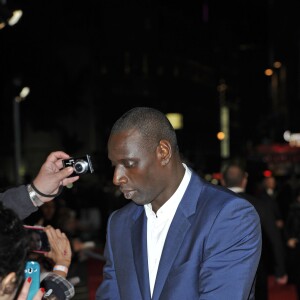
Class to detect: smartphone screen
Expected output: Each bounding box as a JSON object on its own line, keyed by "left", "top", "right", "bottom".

{"left": 24, "top": 225, "right": 51, "bottom": 253}
{"left": 24, "top": 260, "right": 40, "bottom": 300}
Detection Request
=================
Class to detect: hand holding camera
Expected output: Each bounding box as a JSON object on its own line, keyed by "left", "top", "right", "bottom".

{"left": 62, "top": 154, "right": 94, "bottom": 177}
{"left": 31, "top": 151, "right": 80, "bottom": 203}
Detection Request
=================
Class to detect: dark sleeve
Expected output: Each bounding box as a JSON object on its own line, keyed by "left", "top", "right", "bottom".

{"left": 257, "top": 200, "right": 286, "bottom": 277}
{"left": 0, "top": 185, "right": 38, "bottom": 220}
{"left": 285, "top": 208, "right": 300, "bottom": 240}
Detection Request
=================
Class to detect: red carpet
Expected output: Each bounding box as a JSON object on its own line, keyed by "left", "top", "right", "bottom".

{"left": 269, "top": 276, "right": 298, "bottom": 300}
{"left": 88, "top": 258, "right": 104, "bottom": 300}
{"left": 87, "top": 259, "right": 298, "bottom": 300}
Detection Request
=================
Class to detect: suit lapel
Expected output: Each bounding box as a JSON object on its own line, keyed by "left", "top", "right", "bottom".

{"left": 132, "top": 210, "right": 151, "bottom": 300}
{"left": 152, "top": 174, "right": 201, "bottom": 299}
{"left": 152, "top": 211, "right": 191, "bottom": 299}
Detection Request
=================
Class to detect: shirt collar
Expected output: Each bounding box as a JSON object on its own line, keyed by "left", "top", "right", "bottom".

{"left": 228, "top": 186, "right": 244, "bottom": 193}
{"left": 145, "top": 163, "right": 192, "bottom": 218}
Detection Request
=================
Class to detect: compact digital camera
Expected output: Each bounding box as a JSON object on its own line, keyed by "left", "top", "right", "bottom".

{"left": 62, "top": 154, "right": 94, "bottom": 176}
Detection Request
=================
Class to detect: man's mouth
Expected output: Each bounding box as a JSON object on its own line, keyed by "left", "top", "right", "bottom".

{"left": 121, "top": 189, "right": 136, "bottom": 199}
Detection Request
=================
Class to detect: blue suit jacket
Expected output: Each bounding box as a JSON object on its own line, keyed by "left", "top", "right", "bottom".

{"left": 96, "top": 172, "right": 262, "bottom": 300}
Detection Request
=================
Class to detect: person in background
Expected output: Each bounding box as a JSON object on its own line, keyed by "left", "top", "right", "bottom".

{"left": 285, "top": 187, "right": 300, "bottom": 299}
{"left": 24, "top": 200, "right": 59, "bottom": 228}
{"left": 0, "top": 151, "right": 79, "bottom": 221}
{"left": 221, "top": 161, "right": 288, "bottom": 300}
{"left": 96, "top": 107, "right": 262, "bottom": 300}
{"left": 258, "top": 175, "right": 284, "bottom": 230}
{"left": 0, "top": 202, "right": 44, "bottom": 300}
{"left": 28, "top": 230, "right": 43, "bottom": 252}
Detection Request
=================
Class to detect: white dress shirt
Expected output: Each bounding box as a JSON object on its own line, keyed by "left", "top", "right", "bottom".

{"left": 144, "top": 163, "right": 192, "bottom": 296}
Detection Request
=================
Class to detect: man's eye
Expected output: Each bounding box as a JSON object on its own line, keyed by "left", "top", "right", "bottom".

{"left": 125, "top": 162, "right": 135, "bottom": 168}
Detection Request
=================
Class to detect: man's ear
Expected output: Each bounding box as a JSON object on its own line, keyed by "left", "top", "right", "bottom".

{"left": 241, "top": 176, "right": 248, "bottom": 189}
{"left": 157, "top": 140, "right": 172, "bottom": 166}
{"left": 0, "top": 272, "right": 17, "bottom": 295}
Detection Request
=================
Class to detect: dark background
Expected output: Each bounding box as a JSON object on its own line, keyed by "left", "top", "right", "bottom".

{"left": 1, "top": 0, "right": 300, "bottom": 187}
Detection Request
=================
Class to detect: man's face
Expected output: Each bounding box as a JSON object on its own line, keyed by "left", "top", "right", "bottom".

{"left": 108, "top": 129, "right": 164, "bottom": 206}
{"left": 265, "top": 177, "right": 276, "bottom": 189}
{"left": 29, "top": 231, "right": 42, "bottom": 250}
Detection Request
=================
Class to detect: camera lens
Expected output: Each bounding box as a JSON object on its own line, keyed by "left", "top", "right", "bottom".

{"left": 74, "top": 160, "right": 88, "bottom": 174}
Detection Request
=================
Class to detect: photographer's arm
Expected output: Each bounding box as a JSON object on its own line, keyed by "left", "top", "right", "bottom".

{"left": 0, "top": 151, "right": 79, "bottom": 220}
{"left": 0, "top": 185, "right": 35, "bottom": 220}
